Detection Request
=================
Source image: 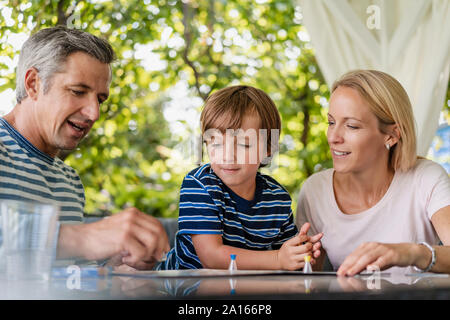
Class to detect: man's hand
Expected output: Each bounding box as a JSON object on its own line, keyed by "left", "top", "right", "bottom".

{"left": 58, "top": 207, "right": 170, "bottom": 270}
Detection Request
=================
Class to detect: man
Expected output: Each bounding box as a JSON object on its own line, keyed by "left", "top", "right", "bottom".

{"left": 0, "top": 26, "right": 169, "bottom": 269}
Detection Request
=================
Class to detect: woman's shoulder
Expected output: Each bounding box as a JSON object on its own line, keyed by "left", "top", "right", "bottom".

{"left": 303, "top": 168, "right": 334, "bottom": 187}
{"left": 299, "top": 168, "right": 334, "bottom": 197}
{"left": 396, "top": 159, "right": 449, "bottom": 193}
{"left": 405, "top": 158, "right": 448, "bottom": 180}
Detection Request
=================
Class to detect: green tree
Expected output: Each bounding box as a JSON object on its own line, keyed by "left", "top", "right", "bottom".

{"left": 1, "top": 0, "right": 448, "bottom": 217}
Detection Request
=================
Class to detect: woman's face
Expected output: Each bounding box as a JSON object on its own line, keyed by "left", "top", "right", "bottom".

{"left": 327, "top": 86, "right": 389, "bottom": 174}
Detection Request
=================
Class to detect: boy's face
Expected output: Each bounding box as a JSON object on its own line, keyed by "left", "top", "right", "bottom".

{"left": 206, "top": 113, "right": 267, "bottom": 200}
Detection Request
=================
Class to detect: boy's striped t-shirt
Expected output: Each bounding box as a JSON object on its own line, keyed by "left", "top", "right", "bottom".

{"left": 158, "top": 164, "right": 298, "bottom": 270}
{"left": 0, "top": 117, "right": 85, "bottom": 223}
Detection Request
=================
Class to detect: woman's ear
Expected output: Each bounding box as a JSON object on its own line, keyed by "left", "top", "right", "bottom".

{"left": 385, "top": 124, "right": 400, "bottom": 148}
{"left": 24, "top": 68, "right": 41, "bottom": 101}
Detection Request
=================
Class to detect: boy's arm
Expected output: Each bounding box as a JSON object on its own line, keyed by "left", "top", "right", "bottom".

{"left": 191, "top": 233, "right": 312, "bottom": 270}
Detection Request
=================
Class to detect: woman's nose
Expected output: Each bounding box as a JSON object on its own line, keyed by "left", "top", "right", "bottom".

{"left": 327, "top": 125, "right": 344, "bottom": 145}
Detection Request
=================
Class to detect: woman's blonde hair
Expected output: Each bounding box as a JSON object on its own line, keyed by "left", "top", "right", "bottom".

{"left": 332, "top": 70, "right": 417, "bottom": 172}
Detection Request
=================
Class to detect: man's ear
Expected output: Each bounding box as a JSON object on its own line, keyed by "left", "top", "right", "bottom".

{"left": 385, "top": 124, "right": 401, "bottom": 148}
{"left": 24, "top": 68, "right": 41, "bottom": 101}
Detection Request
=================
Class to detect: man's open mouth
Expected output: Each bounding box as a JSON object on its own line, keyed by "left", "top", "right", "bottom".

{"left": 67, "top": 120, "right": 85, "bottom": 133}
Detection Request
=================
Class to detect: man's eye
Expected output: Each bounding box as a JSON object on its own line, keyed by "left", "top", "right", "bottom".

{"left": 72, "top": 90, "right": 84, "bottom": 95}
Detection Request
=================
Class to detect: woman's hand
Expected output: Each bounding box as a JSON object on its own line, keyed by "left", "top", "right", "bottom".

{"left": 336, "top": 242, "right": 425, "bottom": 276}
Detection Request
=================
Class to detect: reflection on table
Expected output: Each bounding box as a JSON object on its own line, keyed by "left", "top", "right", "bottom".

{"left": 1, "top": 267, "right": 450, "bottom": 299}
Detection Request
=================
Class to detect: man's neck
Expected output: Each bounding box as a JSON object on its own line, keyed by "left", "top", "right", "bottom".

{"left": 3, "top": 102, "right": 57, "bottom": 158}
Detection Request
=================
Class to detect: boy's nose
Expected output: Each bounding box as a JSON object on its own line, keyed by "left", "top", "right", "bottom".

{"left": 222, "top": 140, "right": 236, "bottom": 164}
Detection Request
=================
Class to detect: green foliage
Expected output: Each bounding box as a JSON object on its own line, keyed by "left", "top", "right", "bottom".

{"left": 1, "top": 0, "right": 448, "bottom": 217}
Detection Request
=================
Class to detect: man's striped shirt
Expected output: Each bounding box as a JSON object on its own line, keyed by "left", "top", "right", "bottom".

{"left": 0, "top": 117, "right": 85, "bottom": 224}
{"left": 158, "top": 164, "right": 297, "bottom": 270}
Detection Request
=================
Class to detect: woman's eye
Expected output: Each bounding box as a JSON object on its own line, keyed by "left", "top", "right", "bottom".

{"left": 347, "top": 125, "right": 359, "bottom": 129}
{"left": 327, "top": 121, "right": 335, "bottom": 125}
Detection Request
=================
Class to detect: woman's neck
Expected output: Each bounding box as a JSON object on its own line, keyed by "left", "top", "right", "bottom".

{"left": 333, "top": 163, "right": 395, "bottom": 213}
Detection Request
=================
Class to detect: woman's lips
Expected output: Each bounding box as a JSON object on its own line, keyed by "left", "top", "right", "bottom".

{"left": 331, "top": 149, "right": 351, "bottom": 158}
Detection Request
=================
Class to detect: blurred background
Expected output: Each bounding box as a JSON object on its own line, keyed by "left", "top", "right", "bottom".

{"left": 0, "top": 0, "right": 448, "bottom": 218}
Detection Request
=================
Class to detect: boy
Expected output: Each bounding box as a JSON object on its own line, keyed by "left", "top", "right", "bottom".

{"left": 158, "top": 85, "right": 322, "bottom": 270}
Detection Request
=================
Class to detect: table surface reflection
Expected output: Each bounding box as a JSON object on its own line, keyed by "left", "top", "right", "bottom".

{"left": 2, "top": 268, "right": 450, "bottom": 299}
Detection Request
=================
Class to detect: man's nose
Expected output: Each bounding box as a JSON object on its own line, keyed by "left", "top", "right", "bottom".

{"left": 81, "top": 95, "right": 100, "bottom": 123}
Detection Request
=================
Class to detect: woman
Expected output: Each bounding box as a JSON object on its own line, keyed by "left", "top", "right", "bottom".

{"left": 296, "top": 70, "right": 450, "bottom": 276}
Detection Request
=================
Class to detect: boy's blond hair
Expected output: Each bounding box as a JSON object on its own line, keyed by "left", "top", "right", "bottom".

{"left": 332, "top": 70, "right": 417, "bottom": 172}
{"left": 200, "top": 85, "right": 281, "bottom": 158}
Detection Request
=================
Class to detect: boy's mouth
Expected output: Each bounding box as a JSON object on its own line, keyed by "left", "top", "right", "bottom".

{"left": 220, "top": 167, "right": 240, "bottom": 174}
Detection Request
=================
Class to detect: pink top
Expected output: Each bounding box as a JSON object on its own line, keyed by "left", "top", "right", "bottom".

{"left": 296, "top": 159, "right": 450, "bottom": 272}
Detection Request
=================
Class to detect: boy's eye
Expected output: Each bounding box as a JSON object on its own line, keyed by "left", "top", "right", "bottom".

{"left": 211, "top": 143, "right": 223, "bottom": 148}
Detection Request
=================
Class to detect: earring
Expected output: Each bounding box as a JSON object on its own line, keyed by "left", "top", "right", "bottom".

{"left": 385, "top": 143, "right": 390, "bottom": 150}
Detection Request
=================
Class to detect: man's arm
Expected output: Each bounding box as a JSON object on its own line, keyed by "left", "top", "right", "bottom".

{"left": 57, "top": 207, "right": 170, "bottom": 270}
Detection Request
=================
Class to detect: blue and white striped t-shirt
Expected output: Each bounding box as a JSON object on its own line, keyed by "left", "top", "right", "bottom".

{"left": 158, "top": 164, "right": 298, "bottom": 270}
{"left": 0, "top": 117, "right": 85, "bottom": 224}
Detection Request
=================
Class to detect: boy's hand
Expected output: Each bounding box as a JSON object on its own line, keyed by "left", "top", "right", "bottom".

{"left": 298, "top": 222, "right": 323, "bottom": 260}
{"left": 277, "top": 233, "right": 313, "bottom": 270}
{"left": 277, "top": 222, "right": 324, "bottom": 270}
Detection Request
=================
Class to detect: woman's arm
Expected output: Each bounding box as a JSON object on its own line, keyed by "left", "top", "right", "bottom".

{"left": 337, "top": 205, "right": 450, "bottom": 276}
{"left": 426, "top": 205, "right": 450, "bottom": 273}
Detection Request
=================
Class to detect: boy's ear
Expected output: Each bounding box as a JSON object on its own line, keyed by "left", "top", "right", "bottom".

{"left": 24, "top": 67, "right": 41, "bottom": 101}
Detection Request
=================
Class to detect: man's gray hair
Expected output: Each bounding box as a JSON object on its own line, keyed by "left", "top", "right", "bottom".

{"left": 16, "top": 26, "right": 115, "bottom": 104}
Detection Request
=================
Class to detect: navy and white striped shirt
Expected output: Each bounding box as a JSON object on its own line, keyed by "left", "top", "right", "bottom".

{"left": 0, "top": 117, "right": 85, "bottom": 224}
{"left": 158, "top": 164, "right": 297, "bottom": 270}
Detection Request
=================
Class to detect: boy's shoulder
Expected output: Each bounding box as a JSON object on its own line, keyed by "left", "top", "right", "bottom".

{"left": 183, "top": 163, "right": 221, "bottom": 187}
{"left": 257, "top": 172, "right": 291, "bottom": 199}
